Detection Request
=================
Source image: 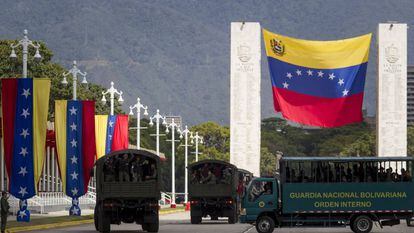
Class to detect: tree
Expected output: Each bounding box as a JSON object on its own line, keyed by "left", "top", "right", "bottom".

{"left": 189, "top": 121, "right": 230, "bottom": 162}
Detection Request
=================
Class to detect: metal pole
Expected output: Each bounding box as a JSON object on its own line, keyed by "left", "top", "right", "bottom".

{"left": 22, "top": 31, "right": 28, "bottom": 78}
{"left": 73, "top": 71, "right": 77, "bottom": 100}
{"left": 171, "top": 120, "right": 176, "bottom": 208}
{"left": 137, "top": 108, "right": 141, "bottom": 149}
{"left": 156, "top": 116, "right": 160, "bottom": 156}
{"left": 51, "top": 149, "right": 55, "bottom": 192}
{"left": 184, "top": 126, "right": 188, "bottom": 204}
{"left": 195, "top": 132, "right": 199, "bottom": 162}
{"left": 110, "top": 90, "right": 114, "bottom": 115}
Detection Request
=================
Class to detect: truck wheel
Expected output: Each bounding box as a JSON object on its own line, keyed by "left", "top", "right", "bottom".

{"left": 100, "top": 211, "right": 111, "bottom": 233}
{"left": 146, "top": 222, "right": 159, "bottom": 232}
{"left": 228, "top": 211, "right": 237, "bottom": 224}
{"left": 94, "top": 205, "right": 99, "bottom": 231}
{"left": 351, "top": 215, "right": 373, "bottom": 233}
{"left": 191, "top": 215, "right": 202, "bottom": 224}
{"left": 255, "top": 216, "right": 275, "bottom": 233}
{"left": 142, "top": 223, "right": 148, "bottom": 231}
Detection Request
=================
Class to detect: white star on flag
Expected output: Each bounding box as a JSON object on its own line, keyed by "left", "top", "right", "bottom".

{"left": 22, "top": 89, "right": 31, "bottom": 99}
{"left": 296, "top": 69, "right": 302, "bottom": 76}
{"left": 338, "top": 79, "right": 345, "bottom": 86}
{"left": 19, "top": 147, "right": 28, "bottom": 157}
{"left": 18, "top": 167, "right": 28, "bottom": 177}
{"left": 70, "top": 122, "right": 77, "bottom": 131}
{"left": 71, "top": 206, "right": 80, "bottom": 215}
{"left": 70, "top": 139, "right": 77, "bottom": 148}
{"left": 69, "top": 106, "right": 78, "bottom": 115}
{"left": 20, "top": 128, "right": 30, "bottom": 139}
{"left": 71, "top": 187, "right": 79, "bottom": 196}
{"left": 108, "top": 135, "right": 113, "bottom": 139}
{"left": 21, "top": 200, "right": 27, "bottom": 208}
{"left": 19, "top": 186, "right": 28, "bottom": 197}
{"left": 328, "top": 73, "right": 336, "bottom": 80}
{"left": 286, "top": 73, "right": 293, "bottom": 79}
{"left": 109, "top": 121, "right": 114, "bottom": 128}
{"left": 70, "top": 171, "right": 79, "bottom": 180}
{"left": 282, "top": 82, "right": 289, "bottom": 89}
{"left": 18, "top": 210, "right": 27, "bottom": 219}
{"left": 72, "top": 198, "right": 79, "bottom": 205}
{"left": 307, "top": 70, "right": 313, "bottom": 76}
{"left": 317, "top": 71, "right": 324, "bottom": 77}
{"left": 21, "top": 108, "right": 30, "bottom": 119}
{"left": 342, "top": 89, "right": 349, "bottom": 96}
{"left": 71, "top": 156, "right": 78, "bottom": 164}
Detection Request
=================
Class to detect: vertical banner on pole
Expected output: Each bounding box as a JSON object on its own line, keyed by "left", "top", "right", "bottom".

{"left": 377, "top": 23, "right": 407, "bottom": 157}
{"left": 230, "top": 22, "right": 261, "bottom": 176}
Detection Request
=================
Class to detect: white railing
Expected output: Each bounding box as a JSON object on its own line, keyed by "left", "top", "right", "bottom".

{"left": 160, "top": 192, "right": 171, "bottom": 207}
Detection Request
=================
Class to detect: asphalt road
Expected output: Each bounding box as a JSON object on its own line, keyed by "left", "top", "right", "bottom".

{"left": 28, "top": 211, "right": 414, "bottom": 233}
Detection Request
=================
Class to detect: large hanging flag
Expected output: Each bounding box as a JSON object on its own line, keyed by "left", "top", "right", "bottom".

{"left": 95, "top": 114, "right": 129, "bottom": 159}
{"left": 55, "top": 100, "right": 96, "bottom": 216}
{"left": 1, "top": 78, "right": 50, "bottom": 221}
{"left": 263, "top": 29, "right": 372, "bottom": 128}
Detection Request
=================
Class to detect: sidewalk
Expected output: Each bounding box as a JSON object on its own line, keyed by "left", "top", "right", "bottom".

{"left": 5, "top": 207, "right": 185, "bottom": 233}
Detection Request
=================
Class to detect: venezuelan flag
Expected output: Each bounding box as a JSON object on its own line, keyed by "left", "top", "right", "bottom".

{"left": 263, "top": 29, "right": 372, "bottom": 128}
{"left": 1, "top": 78, "right": 50, "bottom": 201}
{"left": 95, "top": 114, "right": 129, "bottom": 159}
{"left": 55, "top": 100, "right": 96, "bottom": 197}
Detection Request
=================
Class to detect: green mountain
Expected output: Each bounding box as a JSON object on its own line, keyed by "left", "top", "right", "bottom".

{"left": 0, "top": 0, "right": 413, "bottom": 124}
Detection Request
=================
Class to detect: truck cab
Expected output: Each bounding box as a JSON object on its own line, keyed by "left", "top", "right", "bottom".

{"left": 240, "top": 157, "right": 414, "bottom": 233}
{"left": 240, "top": 177, "right": 278, "bottom": 226}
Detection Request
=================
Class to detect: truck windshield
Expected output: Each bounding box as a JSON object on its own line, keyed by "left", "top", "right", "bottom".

{"left": 190, "top": 163, "right": 233, "bottom": 184}
{"left": 103, "top": 153, "right": 157, "bottom": 182}
{"left": 248, "top": 180, "right": 273, "bottom": 202}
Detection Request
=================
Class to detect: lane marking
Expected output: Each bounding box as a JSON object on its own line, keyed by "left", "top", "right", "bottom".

{"left": 242, "top": 225, "right": 255, "bottom": 233}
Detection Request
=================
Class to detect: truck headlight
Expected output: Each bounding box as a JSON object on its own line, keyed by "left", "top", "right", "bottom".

{"left": 240, "top": 208, "right": 246, "bottom": 215}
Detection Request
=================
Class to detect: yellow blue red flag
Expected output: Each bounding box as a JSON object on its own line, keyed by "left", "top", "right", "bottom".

{"left": 263, "top": 29, "right": 371, "bottom": 127}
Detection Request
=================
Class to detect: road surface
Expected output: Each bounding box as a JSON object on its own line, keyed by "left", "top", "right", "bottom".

{"left": 28, "top": 211, "right": 414, "bottom": 233}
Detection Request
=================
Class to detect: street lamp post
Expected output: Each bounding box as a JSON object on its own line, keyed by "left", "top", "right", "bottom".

{"left": 149, "top": 109, "right": 167, "bottom": 156}
{"left": 10, "top": 29, "right": 42, "bottom": 78}
{"left": 165, "top": 119, "right": 180, "bottom": 208}
{"left": 129, "top": 97, "right": 149, "bottom": 150}
{"left": 180, "top": 125, "right": 191, "bottom": 205}
{"left": 191, "top": 132, "right": 203, "bottom": 162}
{"left": 62, "top": 60, "right": 87, "bottom": 100}
{"left": 101, "top": 81, "right": 124, "bottom": 115}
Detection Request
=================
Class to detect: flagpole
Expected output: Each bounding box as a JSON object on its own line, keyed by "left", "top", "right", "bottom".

{"left": 149, "top": 109, "right": 167, "bottom": 156}
{"left": 129, "top": 97, "right": 148, "bottom": 150}
{"left": 101, "top": 81, "right": 124, "bottom": 115}
{"left": 166, "top": 119, "right": 180, "bottom": 208}
{"left": 62, "top": 61, "right": 87, "bottom": 100}
{"left": 9, "top": 29, "right": 42, "bottom": 78}
{"left": 179, "top": 125, "right": 191, "bottom": 206}
{"left": 191, "top": 132, "right": 203, "bottom": 162}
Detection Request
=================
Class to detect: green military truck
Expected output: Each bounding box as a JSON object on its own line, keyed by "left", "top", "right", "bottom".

{"left": 188, "top": 160, "right": 251, "bottom": 224}
{"left": 94, "top": 149, "right": 161, "bottom": 233}
{"left": 240, "top": 157, "right": 414, "bottom": 233}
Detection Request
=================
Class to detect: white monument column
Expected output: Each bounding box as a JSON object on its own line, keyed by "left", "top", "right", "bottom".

{"left": 230, "top": 22, "right": 261, "bottom": 176}
{"left": 377, "top": 23, "right": 408, "bottom": 157}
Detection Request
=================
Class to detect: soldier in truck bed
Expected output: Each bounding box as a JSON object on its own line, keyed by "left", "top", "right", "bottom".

{"left": 103, "top": 157, "right": 116, "bottom": 182}
{"left": 118, "top": 154, "right": 131, "bottom": 182}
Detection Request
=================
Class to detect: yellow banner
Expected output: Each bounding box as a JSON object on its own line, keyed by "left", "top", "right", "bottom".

{"left": 263, "top": 28, "right": 372, "bottom": 69}
{"left": 33, "top": 79, "right": 51, "bottom": 193}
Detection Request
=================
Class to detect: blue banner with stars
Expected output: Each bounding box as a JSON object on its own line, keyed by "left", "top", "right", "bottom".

{"left": 105, "top": 115, "right": 117, "bottom": 154}
{"left": 11, "top": 80, "right": 35, "bottom": 200}
{"left": 66, "top": 101, "right": 85, "bottom": 198}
